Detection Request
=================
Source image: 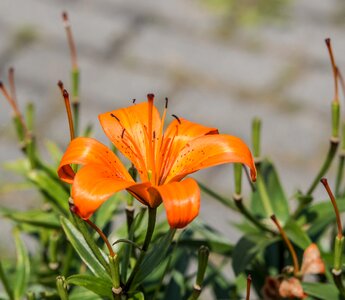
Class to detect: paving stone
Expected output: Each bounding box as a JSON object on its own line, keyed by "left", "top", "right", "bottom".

{"left": 0, "top": 0, "right": 132, "bottom": 57}
{"left": 172, "top": 87, "right": 330, "bottom": 195}
{"left": 125, "top": 25, "right": 287, "bottom": 91}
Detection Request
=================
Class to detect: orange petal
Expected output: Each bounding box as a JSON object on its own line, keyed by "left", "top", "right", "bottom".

{"left": 58, "top": 137, "right": 132, "bottom": 184}
{"left": 71, "top": 164, "right": 134, "bottom": 219}
{"left": 301, "top": 243, "right": 325, "bottom": 275}
{"left": 279, "top": 278, "right": 305, "bottom": 299}
{"left": 99, "top": 101, "right": 161, "bottom": 181}
{"left": 149, "top": 178, "right": 200, "bottom": 228}
{"left": 164, "top": 134, "right": 256, "bottom": 183}
{"left": 158, "top": 118, "right": 218, "bottom": 181}
{"left": 126, "top": 181, "right": 162, "bottom": 208}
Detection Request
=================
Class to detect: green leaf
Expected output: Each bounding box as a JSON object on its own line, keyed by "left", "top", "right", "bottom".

{"left": 69, "top": 287, "right": 103, "bottom": 300}
{"left": 67, "top": 274, "right": 113, "bottom": 298}
{"left": 27, "top": 170, "right": 69, "bottom": 214}
{"left": 0, "top": 207, "right": 60, "bottom": 228}
{"left": 128, "top": 292, "right": 145, "bottom": 300}
{"left": 284, "top": 219, "right": 311, "bottom": 250}
{"left": 60, "top": 216, "right": 111, "bottom": 281}
{"left": 302, "top": 199, "right": 345, "bottom": 237}
{"left": 302, "top": 282, "right": 340, "bottom": 300}
{"left": 130, "top": 229, "right": 175, "bottom": 289}
{"left": 3, "top": 158, "right": 31, "bottom": 176}
{"left": 0, "top": 261, "right": 14, "bottom": 300}
{"left": 232, "top": 234, "right": 278, "bottom": 276}
{"left": 180, "top": 222, "right": 233, "bottom": 255}
{"left": 13, "top": 228, "right": 30, "bottom": 300}
{"left": 45, "top": 140, "right": 63, "bottom": 165}
{"left": 251, "top": 159, "right": 289, "bottom": 222}
{"left": 198, "top": 181, "right": 236, "bottom": 210}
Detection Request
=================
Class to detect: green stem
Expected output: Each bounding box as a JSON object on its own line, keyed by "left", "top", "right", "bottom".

{"left": 233, "top": 194, "right": 275, "bottom": 234}
{"left": 294, "top": 138, "right": 339, "bottom": 217}
{"left": 336, "top": 154, "right": 345, "bottom": 196}
{"left": 125, "top": 207, "right": 157, "bottom": 292}
{"left": 109, "top": 255, "right": 122, "bottom": 299}
{"left": 198, "top": 181, "right": 236, "bottom": 211}
{"left": 0, "top": 261, "right": 14, "bottom": 300}
{"left": 332, "top": 269, "right": 345, "bottom": 298}
{"left": 306, "top": 138, "right": 339, "bottom": 196}
{"left": 256, "top": 173, "right": 274, "bottom": 217}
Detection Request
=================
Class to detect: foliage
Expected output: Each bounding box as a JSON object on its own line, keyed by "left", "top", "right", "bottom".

{"left": 1, "top": 12, "right": 345, "bottom": 300}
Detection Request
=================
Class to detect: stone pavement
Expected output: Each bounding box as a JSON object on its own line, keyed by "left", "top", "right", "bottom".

{"left": 1, "top": 0, "right": 345, "bottom": 257}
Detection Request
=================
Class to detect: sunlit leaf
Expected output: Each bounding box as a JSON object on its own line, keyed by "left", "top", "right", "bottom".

{"left": 60, "top": 216, "right": 111, "bottom": 281}
{"left": 67, "top": 274, "right": 113, "bottom": 298}
{"left": 13, "top": 228, "right": 30, "bottom": 300}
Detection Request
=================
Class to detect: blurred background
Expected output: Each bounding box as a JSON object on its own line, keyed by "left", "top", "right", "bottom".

{"left": 1, "top": 0, "right": 345, "bottom": 258}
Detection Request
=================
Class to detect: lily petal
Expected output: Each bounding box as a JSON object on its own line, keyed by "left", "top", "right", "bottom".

{"left": 71, "top": 164, "right": 134, "bottom": 219}
{"left": 165, "top": 134, "right": 256, "bottom": 183}
{"left": 149, "top": 178, "right": 200, "bottom": 228}
{"left": 126, "top": 181, "right": 162, "bottom": 208}
{"left": 58, "top": 137, "right": 132, "bottom": 184}
{"left": 99, "top": 102, "right": 161, "bottom": 181}
{"left": 158, "top": 118, "right": 218, "bottom": 182}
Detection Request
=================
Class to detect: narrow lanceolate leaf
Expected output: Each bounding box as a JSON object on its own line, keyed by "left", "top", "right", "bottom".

{"left": 251, "top": 159, "right": 289, "bottom": 222}
{"left": 67, "top": 274, "right": 113, "bottom": 298}
{"left": 302, "top": 282, "right": 340, "bottom": 300}
{"left": 0, "top": 207, "right": 60, "bottom": 228}
{"left": 0, "top": 261, "right": 14, "bottom": 300}
{"left": 60, "top": 216, "right": 111, "bottom": 281}
{"left": 130, "top": 229, "right": 176, "bottom": 289}
{"left": 301, "top": 199, "right": 345, "bottom": 237}
{"left": 232, "top": 234, "right": 278, "bottom": 276}
{"left": 28, "top": 170, "right": 69, "bottom": 214}
{"left": 13, "top": 228, "right": 30, "bottom": 300}
{"left": 69, "top": 286, "right": 103, "bottom": 300}
{"left": 45, "top": 140, "right": 63, "bottom": 165}
{"left": 284, "top": 220, "right": 311, "bottom": 250}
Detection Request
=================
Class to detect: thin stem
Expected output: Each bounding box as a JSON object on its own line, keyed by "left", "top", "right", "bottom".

{"left": 246, "top": 274, "right": 252, "bottom": 300}
{"left": 233, "top": 194, "right": 275, "bottom": 234}
{"left": 62, "top": 12, "right": 78, "bottom": 70}
{"left": 325, "top": 38, "right": 339, "bottom": 102}
{"left": 256, "top": 172, "right": 274, "bottom": 217}
{"left": 8, "top": 67, "right": 17, "bottom": 105}
{"left": 0, "top": 82, "right": 29, "bottom": 138}
{"left": 271, "top": 215, "right": 299, "bottom": 276}
{"left": 321, "top": 178, "right": 343, "bottom": 238}
{"left": 292, "top": 138, "right": 341, "bottom": 218}
{"left": 125, "top": 207, "right": 157, "bottom": 291}
{"left": 58, "top": 83, "right": 75, "bottom": 141}
{"left": 85, "top": 219, "right": 115, "bottom": 257}
{"left": 335, "top": 153, "right": 345, "bottom": 196}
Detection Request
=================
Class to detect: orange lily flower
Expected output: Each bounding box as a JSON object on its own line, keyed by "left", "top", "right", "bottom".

{"left": 58, "top": 94, "right": 256, "bottom": 228}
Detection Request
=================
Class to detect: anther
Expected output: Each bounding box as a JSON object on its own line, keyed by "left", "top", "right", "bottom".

{"left": 165, "top": 97, "right": 168, "bottom": 109}
{"left": 132, "top": 98, "right": 136, "bottom": 104}
{"left": 147, "top": 93, "right": 155, "bottom": 100}
{"left": 153, "top": 131, "right": 156, "bottom": 139}
{"left": 172, "top": 114, "right": 181, "bottom": 124}
{"left": 0, "top": 81, "right": 3, "bottom": 88}
{"left": 63, "top": 89, "right": 69, "bottom": 99}
{"left": 57, "top": 80, "right": 64, "bottom": 91}
{"left": 62, "top": 11, "right": 69, "bottom": 25}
